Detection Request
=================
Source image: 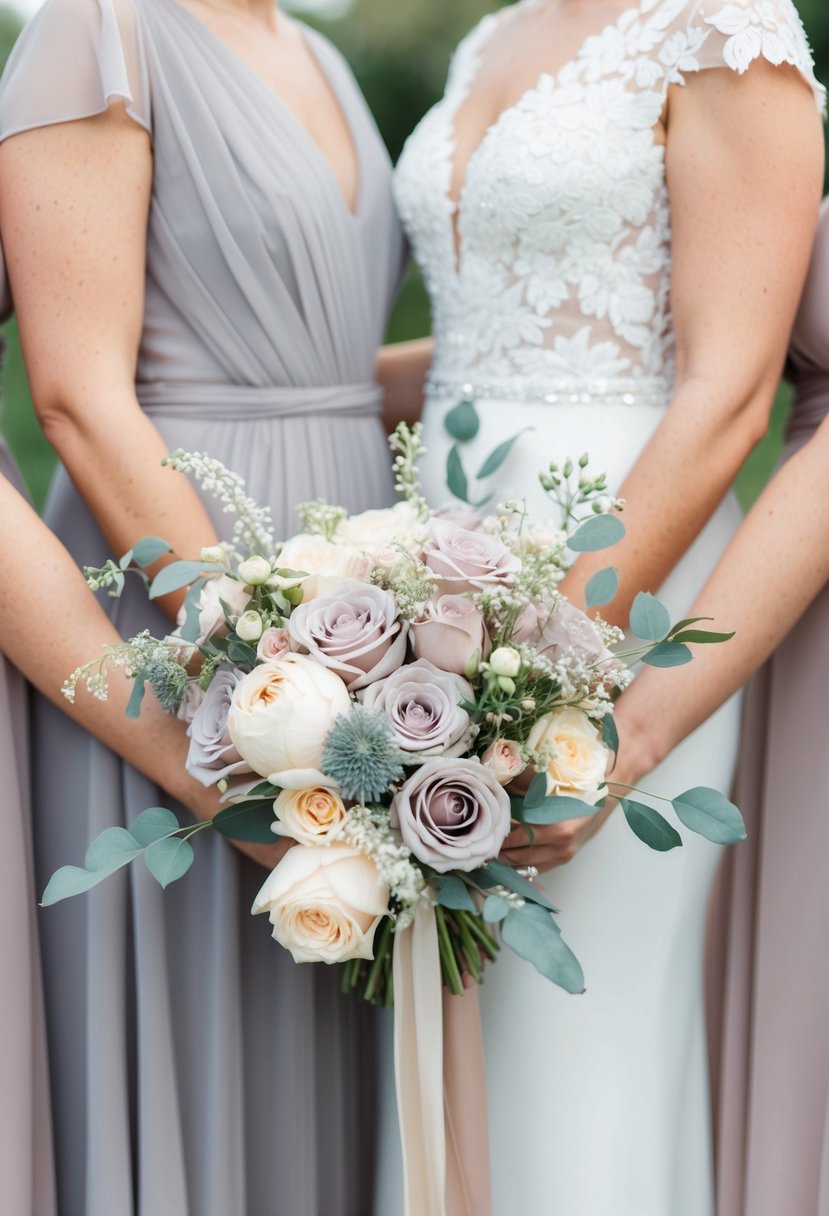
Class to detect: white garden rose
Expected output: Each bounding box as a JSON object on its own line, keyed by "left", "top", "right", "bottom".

{"left": 276, "top": 534, "right": 372, "bottom": 601}
{"left": 252, "top": 844, "right": 389, "bottom": 964}
{"left": 227, "top": 653, "right": 352, "bottom": 785}
{"left": 272, "top": 785, "right": 348, "bottom": 846}
{"left": 527, "top": 707, "right": 609, "bottom": 804}
{"left": 178, "top": 574, "right": 251, "bottom": 645}
{"left": 334, "top": 501, "right": 426, "bottom": 555}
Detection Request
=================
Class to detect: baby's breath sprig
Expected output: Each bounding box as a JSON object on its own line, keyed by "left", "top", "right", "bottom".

{"left": 295, "top": 498, "right": 347, "bottom": 541}
{"left": 343, "top": 804, "right": 425, "bottom": 930}
{"left": 389, "top": 422, "right": 429, "bottom": 521}
{"left": 371, "top": 544, "right": 436, "bottom": 621}
{"left": 162, "top": 450, "right": 275, "bottom": 555}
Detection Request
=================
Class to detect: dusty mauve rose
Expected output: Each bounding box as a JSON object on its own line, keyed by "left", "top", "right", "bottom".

{"left": 256, "top": 627, "right": 292, "bottom": 663}
{"left": 481, "top": 738, "right": 527, "bottom": 785}
{"left": 186, "top": 668, "right": 254, "bottom": 787}
{"left": 391, "top": 757, "right": 511, "bottom": 873}
{"left": 276, "top": 534, "right": 371, "bottom": 601}
{"left": 421, "top": 519, "right": 521, "bottom": 596}
{"left": 360, "top": 659, "right": 473, "bottom": 759}
{"left": 513, "top": 599, "right": 614, "bottom": 665}
{"left": 227, "top": 653, "right": 352, "bottom": 786}
{"left": 252, "top": 844, "right": 389, "bottom": 964}
{"left": 411, "top": 595, "right": 489, "bottom": 676}
{"left": 288, "top": 579, "right": 409, "bottom": 691}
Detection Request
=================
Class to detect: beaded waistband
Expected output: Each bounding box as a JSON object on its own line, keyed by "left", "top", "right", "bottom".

{"left": 426, "top": 375, "right": 669, "bottom": 409}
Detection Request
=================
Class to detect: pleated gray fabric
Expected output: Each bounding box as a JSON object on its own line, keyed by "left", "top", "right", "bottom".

{"left": 0, "top": 443, "right": 57, "bottom": 1216}
{"left": 708, "top": 200, "right": 829, "bottom": 1216}
{"left": 0, "top": 1, "right": 404, "bottom": 1211}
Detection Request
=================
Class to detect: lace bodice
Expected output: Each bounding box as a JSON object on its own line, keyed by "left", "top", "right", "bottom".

{"left": 395, "top": 0, "right": 825, "bottom": 407}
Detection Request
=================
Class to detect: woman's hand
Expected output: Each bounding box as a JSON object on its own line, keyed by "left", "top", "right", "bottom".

{"left": 500, "top": 802, "right": 615, "bottom": 873}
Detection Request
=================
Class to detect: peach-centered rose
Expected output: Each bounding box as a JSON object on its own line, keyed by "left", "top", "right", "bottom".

{"left": 252, "top": 844, "right": 390, "bottom": 964}
{"left": 527, "top": 707, "right": 609, "bottom": 805}
{"left": 272, "top": 785, "right": 348, "bottom": 846}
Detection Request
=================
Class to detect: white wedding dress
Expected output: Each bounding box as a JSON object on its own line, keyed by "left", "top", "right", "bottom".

{"left": 377, "top": 2, "right": 825, "bottom": 1213}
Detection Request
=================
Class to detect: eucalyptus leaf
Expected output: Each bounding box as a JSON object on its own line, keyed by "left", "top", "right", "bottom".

{"left": 672, "top": 787, "right": 747, "bottom": 845}
{"left": 670, "top": 628, "right": 735, "bottom": 645}
{"left": 444, "top": 399, "right": 480, "bottom": 442}
{"left": 85, "top": 827, "right": 142, "bottom": 873}
{"left": 478, "top": 859, "right": 556, "bottom": 912}
{"left": 248, "top": 781, "right": 282, "bottom": 799}
{"left": 522, "top": 771, "right": 550, "bottom": 811}
{"left": 132, "top": 536, "right": 174, "bottom": 567}
{"left": 620, "top": 798, "right": 682, "bottom": 852}
{"left": 144, "top": 836, "right": 195, "bottom": 889}
{"left": 567, "top": 514, "right": 625, "bottom": 553}
{"left": 476, "top": 430, "right": 527, "bottom": 480}
{"left": 178, "top": 577, "right": 210, "bottom": 644}
{"left": 602, "top": 713, "right": 619, "bottom": 755}
{"left": 227, "top": 640, "right": 258, "bottom": 667}
{"left": 641, "top": 642, "right": 693, "bottom": 668}
{"left": 437, "top": 875, "right": 478, "bottom": 914}
{"left": 501, "top": 904, "right": 585, "bottom": 994}
{"left": 629, "top": 591, "right": 671, "bottom": 641}
{"left": 130, "top": 806, "right": 180, "bottom": 848}
{"left": 125, "top": 673, "right": 147, "bottom": 721}
{"left": 668, "top": 616, "right": 713, "bottom": 635}
{"left": 482, "top": 894, "right": 510, "bottom": 924}
{"left": 523, "top": 795, "right": 603, "bottom": 826}
{"left": 42, "top": 865, "right": 111, "bottom": 907}
{"left": 213, "top": 800, "right": 278, "bottom": 844}
{"left": 149, "top": 560, "right": 208, "bottom": 600}
{"left": 585, "top": 566, "right": 619, "bottom": 609}
{"left": 446, "top": 443, "right": 470, "bottom": 504}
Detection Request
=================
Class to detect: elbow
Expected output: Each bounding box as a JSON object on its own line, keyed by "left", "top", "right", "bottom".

{"left": 673, "top": 361, "right": 781, "bottom": 456}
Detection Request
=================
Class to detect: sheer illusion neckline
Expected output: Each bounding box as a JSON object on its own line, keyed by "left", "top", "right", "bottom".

{"left": 446, "top": 0, "right": 643, "bottom": 267}
{"left": 160, "top": 0, "right": 364, "bottom": 219}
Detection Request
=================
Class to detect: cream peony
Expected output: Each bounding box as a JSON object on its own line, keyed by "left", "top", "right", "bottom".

{"left": 276, "top": 533, "right": 372, "bottom": 601}
{"left": 528, "top": 707, "right": 609, "bottom": 804}
{"left": 252, "top": 844, "right": 389, "bottom": 964}
{"left": 227, "top": 653, "right": 352, "bottom": 785}
{"left": 272, "top": 785, "right": 348, "bottom": 846}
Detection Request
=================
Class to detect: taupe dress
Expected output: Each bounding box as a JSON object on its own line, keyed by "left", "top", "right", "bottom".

{"left": 709, "top": 199, "right": 829, "bottom": 1215}
{"left": 0, "top": 1, "right": 403, "bottom": 1212}
{"left": 0, "top": 442, "right": 57, "bottom": 1216}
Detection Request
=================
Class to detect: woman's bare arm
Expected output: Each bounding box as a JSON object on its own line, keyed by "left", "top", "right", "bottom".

{"left": 0, "top": 475, "right": 284, "bottom": 869}
{"left": 376, "top": 336, "right": 434, "bottom": 431}
{"left": 0, "top": 105, "right": 218, "bottom": 617}
{"left": 560, "top": 62, "right": 824, "bottom": 625}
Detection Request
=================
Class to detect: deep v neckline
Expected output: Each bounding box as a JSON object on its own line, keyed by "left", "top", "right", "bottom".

{"left": 445, "top": 0, "right": 644, "bottom": 271}
{"left": 161, "top": 0, "right": 364, "bottom": 221}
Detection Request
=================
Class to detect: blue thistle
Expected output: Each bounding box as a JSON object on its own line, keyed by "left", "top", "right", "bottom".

{"left": 321, "top": 706, "right": 406, "bottom": 802}
{"left": 143, "top": 655, "right": 189, "bottom": 714}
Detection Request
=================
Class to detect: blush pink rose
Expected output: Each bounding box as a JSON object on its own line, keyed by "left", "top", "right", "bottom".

{"left": 513, "top": 599, "right": 614, "bottom": 665}
{"left": 421, "top": 519, "right": 521, "bottom": 596}
{"left": 410, "top": 595, "right": 490, "bottom": 676}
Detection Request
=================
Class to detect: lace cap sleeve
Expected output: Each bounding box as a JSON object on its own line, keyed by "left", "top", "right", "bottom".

{"left": 679, "top": 0, "right": 826, "bottom": 113}
{"left": 0, "top": 0, "right": 151, "bottom": 143}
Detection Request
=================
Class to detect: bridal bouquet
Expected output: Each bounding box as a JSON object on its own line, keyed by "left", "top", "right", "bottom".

{"left": 48, "top": 424, "right": 744, "bottom": 1002}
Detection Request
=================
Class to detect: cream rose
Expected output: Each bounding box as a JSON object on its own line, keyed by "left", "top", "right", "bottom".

{"left": 227, "top": 653, "right": 352, "bottom": 786}
{"left": 481, "top": 738, "right": 527, "bottom": 785}
{"left": 276, "top": 534, "right": 372, "bottom": 601}
{"left": 527, "top": 707, "right": 609, "bottom": 804}
{"left": 272, "top": 785, "right": 348, "bottom": 846}
{"left": 252, "top": 844, "right": 389, "bottom": 964}
{"left": 334, "top": 501, "right": 426, "bottom": 555}
{"left": 177, "top": 573, "right": 251, "bottom": 645}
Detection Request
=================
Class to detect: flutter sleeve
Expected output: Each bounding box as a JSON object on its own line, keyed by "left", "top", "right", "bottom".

{"left": 0, "top": 0, "right": 151, "bottom": 142}
{"left": 667, "top": 0, "right": 826, "bottom": 114}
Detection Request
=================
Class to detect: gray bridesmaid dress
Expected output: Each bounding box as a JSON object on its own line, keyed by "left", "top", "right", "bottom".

{"left": 0, "top": 1, "right": 403, "bottom": 1212}
{"left": 709, "top": 198, "right": 829, "bottom": 1216}
{"left": 0, "top": 442, "right": 57, "bottom": 1216}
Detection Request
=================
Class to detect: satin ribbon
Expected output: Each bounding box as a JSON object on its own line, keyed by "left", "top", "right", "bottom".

{"left": 393, "top": 901, "right": 492, "bottom": 1216}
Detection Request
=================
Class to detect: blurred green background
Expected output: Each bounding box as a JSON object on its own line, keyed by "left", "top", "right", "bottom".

{"left": 1, "top": 0, "right": 826, "bottom": 509}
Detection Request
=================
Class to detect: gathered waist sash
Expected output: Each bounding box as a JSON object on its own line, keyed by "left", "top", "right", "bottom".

{"left": 137, "top": 380, "right": 384, "bottom": 422}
